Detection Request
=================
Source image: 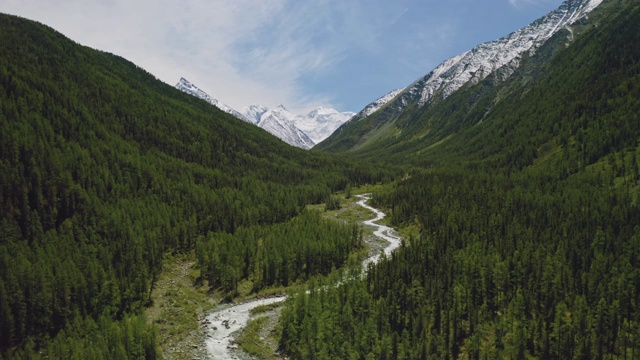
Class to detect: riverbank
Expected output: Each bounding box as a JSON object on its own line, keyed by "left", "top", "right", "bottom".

{"left": 144, "top": 252, "right": 215, "bottom": 359}
{"left": 204, "top": 193, "right": 403, "bottom": 359}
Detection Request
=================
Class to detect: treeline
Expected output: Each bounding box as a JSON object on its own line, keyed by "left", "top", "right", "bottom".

{"left": 196, "top": 210, "right": 363, "bottom": 295}
{"left": 281, "top": 168, "right": 640, "bottom": 359}
{"left": 0, "top": 14, "right": 398, "bottom": 358}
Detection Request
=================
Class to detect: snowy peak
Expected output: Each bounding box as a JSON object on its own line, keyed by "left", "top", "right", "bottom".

{"left": 176, "top": 77, "right": 353, "bottom": 148}
{"left": 240, "top": 104, "right": 354, "bottom": 145}
{"left": 175, "top": 78, "right": 313, "bottom": 148}
{"left": 318, "top": 0, "right": 604, "bottom": 152}
{"left": 175, "top": 78, "right": 310, "bottom": 147}
{"left": 241, "top": 104, "right": 315, "bottom": 149}
{"left": 256, "top": 112, "right": 315, "bottom": 150}
{"left": 292, "top": 107, "right": 356, "bottom": 144}
{"left": 176, "top": 77, "right": 217, "bottom": 105}
{"left": 340, "top": 88, "right": 405, "bottom": 126}
{"left": 242, "top": 104, "right": 269, "bottom": 125}
{"left": 260, "top": 105, "right": 294, "bottom": 125}
{"left": 409, "top": 0, "right": 604, "bottom": 107}
{"left": 175, "top": 78, "right": 251, "bottom": 122}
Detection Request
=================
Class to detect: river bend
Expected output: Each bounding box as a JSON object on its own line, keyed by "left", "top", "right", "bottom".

{"left": 203, "top": 193, "right": 402, "bottom": 359}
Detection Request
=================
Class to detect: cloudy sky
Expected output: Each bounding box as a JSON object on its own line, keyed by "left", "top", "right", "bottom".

{"left": 1, "top": 0, "right": 564, "bottom": 114}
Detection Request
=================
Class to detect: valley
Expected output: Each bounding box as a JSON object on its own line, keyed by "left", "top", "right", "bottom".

{"left": 2, "top": 0, "right": 640, "bottom": 358}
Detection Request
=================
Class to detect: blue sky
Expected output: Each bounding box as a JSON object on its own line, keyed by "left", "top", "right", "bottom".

{"left": 1, "top": 0, "right": 564, "bottom": 114}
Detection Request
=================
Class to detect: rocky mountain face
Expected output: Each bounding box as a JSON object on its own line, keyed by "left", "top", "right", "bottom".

{"left": 343, "top": 88, "right": 405, "bottom": 126}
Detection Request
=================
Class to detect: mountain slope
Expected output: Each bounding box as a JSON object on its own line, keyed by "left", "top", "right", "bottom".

{"left": 314, "top": 88, "right": 405, "bottom": 152}
{"left": 317, "top": 0, "right": 604, "bottom": 154}
{"left": 0, "top": 13, "right": 393, "bottom": 358}
{"left": 339, "top": 0, "right": 629, "bottom": 168}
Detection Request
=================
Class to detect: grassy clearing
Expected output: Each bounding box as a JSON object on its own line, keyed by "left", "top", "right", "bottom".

{"left": 308, "top": 190, "right": 377, "bottom": 223}
{"left": 250, "top": 302, "right": 284, "bottom": 316}
{"left": 237, "top": 313, "right": 285, "bottom": 360}
{"left": 144, "top": 251, "right": 217, "bottom": 360}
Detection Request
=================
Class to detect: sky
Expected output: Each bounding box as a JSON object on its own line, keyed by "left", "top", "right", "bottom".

{"left": 0, "top": 0, "right": 564, "bottom": 114}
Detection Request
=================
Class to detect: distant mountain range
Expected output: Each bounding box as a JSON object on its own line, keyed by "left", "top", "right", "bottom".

{"left": 175, "top": 78, "right": 354, "bottom": 149}
{"left": 239, "top": 103, "right": 315, "bottom": 149}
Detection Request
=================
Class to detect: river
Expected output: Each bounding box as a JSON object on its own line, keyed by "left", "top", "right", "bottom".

{"left": 202, "top": 193, "right": 402, "bottom": 359}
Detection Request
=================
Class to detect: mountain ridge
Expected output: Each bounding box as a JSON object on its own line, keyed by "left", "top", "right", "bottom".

{"left": 292, "top": 107, "right": 355, "bottom": 144}
{"left": 316, "top": 0, "right": 604, "bottom": 153}
{"left": 176, "top": 77, "right": 250, "bottom": 122}
{"left": 409, "top": 0, "right": 604, "bottom": 107}
{"left": 244, "top": 103, "right": 316, "bottom": 149}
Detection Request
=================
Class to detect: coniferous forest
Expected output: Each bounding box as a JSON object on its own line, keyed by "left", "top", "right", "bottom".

{"left": 0, "top": 14, "right": 394, "bottom": 358}
{"left": 2, "top": 0, "right": 640, "bottom": 359}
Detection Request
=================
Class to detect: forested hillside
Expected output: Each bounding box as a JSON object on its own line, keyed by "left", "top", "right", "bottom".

{"left": 281, "top": 1, "right": 640, "bottom": 358}
{"left": 0, "top": 14, "right": 396, "bottom": 358}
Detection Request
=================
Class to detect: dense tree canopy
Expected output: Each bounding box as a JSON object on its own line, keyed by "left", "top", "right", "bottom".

{"left": 0, "top": 14, "right": 398, "bottom": 358}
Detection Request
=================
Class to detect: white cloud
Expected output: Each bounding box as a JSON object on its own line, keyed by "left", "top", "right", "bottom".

{"left": 1, "top": 1, "right": 565, "bottom": 114}
{"left": 0, "top": 0, "right": 355, "bottom": 113}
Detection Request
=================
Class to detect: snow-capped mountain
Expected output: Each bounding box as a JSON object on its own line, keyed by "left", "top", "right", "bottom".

{"left": 242, "top": 104, "right": 316, "bottom": 149}
{"left": 242, "top": 104, "right": 269, "bottom": 125}
{"left": 318, "top": 0, "right": 605, "bottom": 152}
{"left": 292, "top": 107, "right": 355, "bottom": 144}
{"left": 358, "top": 0, "right": 604, "bottom": 119}
{"left": 359, "top": 89, "right": 405, "bottom": 118}
{"left": 175, "top": 78, "right": 251, "bottom": 122}
{"left": 410, "top": 0, "right": 604, "bottom": 107}
{"left": 176, "top": 78, "right": 355, "bottom": 148}
{"left": 241, "top": 104, "right": 354, "bottom": 146}
{"left": 175, "top": 78, "right": 314, "bottom": 148}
